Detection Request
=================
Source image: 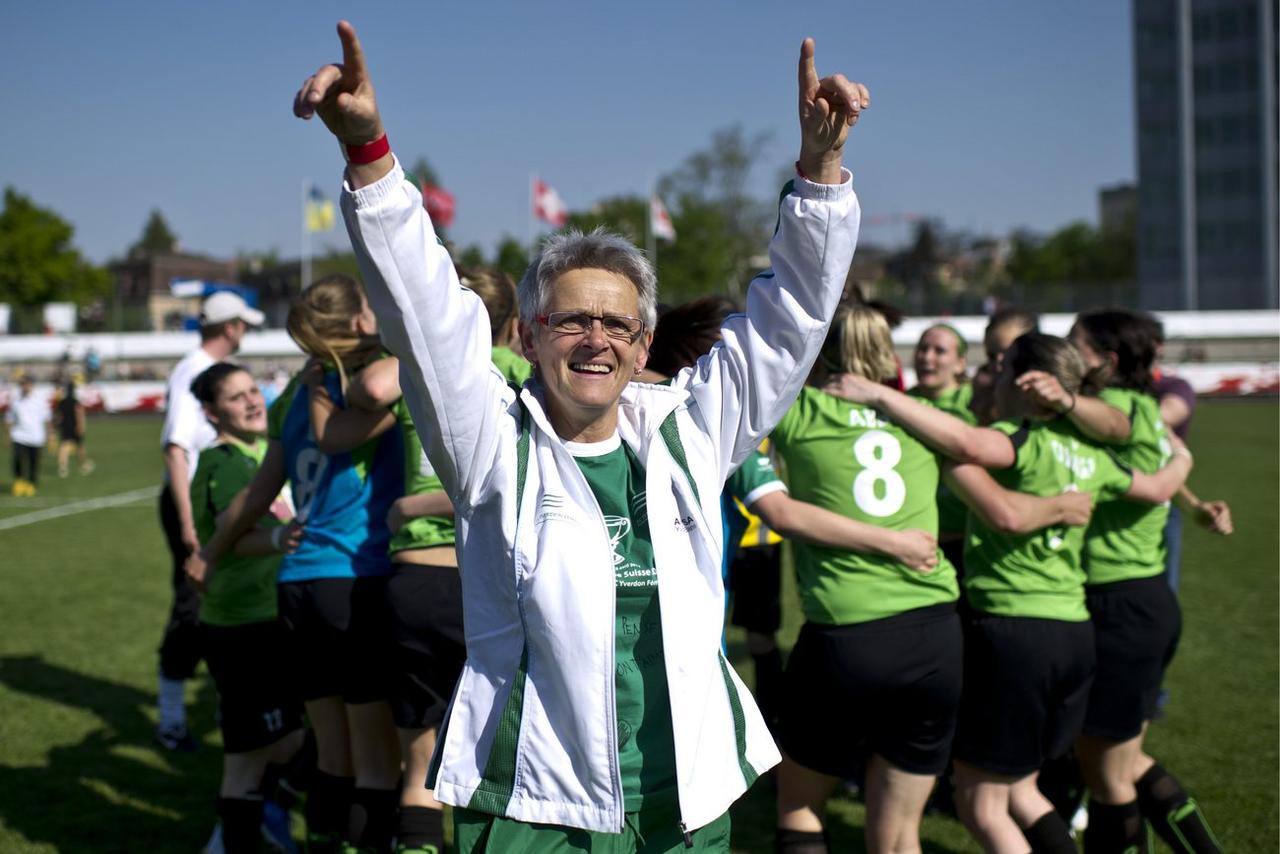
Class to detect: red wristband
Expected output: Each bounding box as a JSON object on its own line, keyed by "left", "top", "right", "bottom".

{"left": 344, "top": 134, "right": 390, "bottom": 165}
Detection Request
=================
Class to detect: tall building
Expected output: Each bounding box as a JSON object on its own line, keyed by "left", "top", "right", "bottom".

{"left": 1133, "top": 0, "right": 1278, "bottom": 309}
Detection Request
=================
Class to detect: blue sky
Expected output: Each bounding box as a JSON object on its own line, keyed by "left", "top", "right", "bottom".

{"left": 1, "top": 1, "right": 1135, "bottom": 265}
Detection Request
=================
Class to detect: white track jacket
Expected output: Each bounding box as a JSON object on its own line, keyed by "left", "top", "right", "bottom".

{"left": 341, "top": 157, "right": 860, "bottom": 834}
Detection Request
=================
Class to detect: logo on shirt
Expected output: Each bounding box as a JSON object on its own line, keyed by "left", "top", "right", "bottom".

{"left": 536, "top": 493, "right": 578, "bottom": 526}
{"left": 604, "top": 515, "right": 632, "bottom": 567}
{"left": 673, "top": 514, "right": 697, "bottom": 533}
{"left": 1048, "top": 437, "right": 1097, "bottom": 481}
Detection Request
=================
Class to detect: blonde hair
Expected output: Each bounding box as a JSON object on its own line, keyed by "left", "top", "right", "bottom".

{"left": 459, "top": 266, "right": 518, "bottom": 344}
{"left": 820, "top": 304, "right": 898, "bottom": 381}
{"left": 286, "top": 274, "right": 381, "bottom": 392}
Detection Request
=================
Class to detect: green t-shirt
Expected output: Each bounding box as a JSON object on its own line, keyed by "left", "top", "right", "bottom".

{"left": 389, "top": 397, "right": 454, "bottom": 554}
{"left": 963, "top": 419, "right": 1134, "bottom": 621}
{"left": 772, "top": 386, "right": 958, "bottom": 625}
{"left": 190, "top": 438, "right": 282, "bottom": 627}
{"left": 1083, "top": 387, "right": 1172, "bottom": 585}
{"left": 388, "top": 348, "right": 533, "bottom": 554}
{"left": 491, "top": 345, "right": 533, "bottom": 386}
{"left": 908, "top": 384, "right": 976, "bottom": 537}
{"left": 571, "top": 436, "right": 676, "bottom": 811}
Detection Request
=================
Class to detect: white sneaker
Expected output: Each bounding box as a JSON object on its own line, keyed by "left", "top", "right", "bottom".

{"left": 203, "top": 822, "right": 225, "bottom": 854}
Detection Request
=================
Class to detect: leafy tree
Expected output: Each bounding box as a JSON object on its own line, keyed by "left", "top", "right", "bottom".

{"left": 0, "top": 187, "right": 110, "bottom": 306}
{"left": 453, "top": 244, "right": 486, "bottom": 270}
{"left": 657, "top": 125, "right": 774, "bottom": 298}
{"left": 129, "top": 209, "right": 179, "bottom": 257}
{"left": 494, "top": 237, "right": 529, "bottom": 283}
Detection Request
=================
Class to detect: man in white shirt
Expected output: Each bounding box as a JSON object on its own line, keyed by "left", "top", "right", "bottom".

{"left": 155, "top": 290, "right": 263, "bottom": 751}
{"left": 6, "top": 374, "right": 49, "bottom": 497}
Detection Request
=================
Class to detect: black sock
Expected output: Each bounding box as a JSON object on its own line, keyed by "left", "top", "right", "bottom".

{"left": 1084, "top": 799, "right": 1149, "bottom": 854}
{"left": 218, "top": 796, "right": 265, "bottom": 854}
{"left": 753, "top": 647, "right": 784, "bottom": 730}
{"left": 1037, "top": 752, "right": 1085, "bottom": 820}
{"left": 1021, "top": 810, "right": 1077, "bottom": 854}
{"left": 1135, "top": 764, "right": 1222, "bottom": 854}
{"left": 397, "top": 805, "right": 445, "bottom": 848}
{"left": 306, "top": 771, "right": 353, "bottom": 851}
{"left": 775, "top": 827, "right": 828, "bottom": 854}
{"left": 347, "top": 786, "right": 398, "bottom": 851}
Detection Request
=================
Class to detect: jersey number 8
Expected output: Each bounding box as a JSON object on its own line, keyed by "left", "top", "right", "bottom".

{"left": 851, "top": 430, "right": 906, "bottom": 517}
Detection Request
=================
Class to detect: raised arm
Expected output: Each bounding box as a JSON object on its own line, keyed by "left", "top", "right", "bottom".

{"left": 945, "top": 463, "right": 1094, "bottom": 535}
{"left": 821, "top": 373, "right": 1016, "bottom": 468}
{"left": 295, "top": 21, "right": 508, "bottom": 502}
{"left": 675, "top": 40, "right": 865, "bottom": 478}
{"left": 306, "top": 359, "right": 398, "bottom": 454}
{"left": 751, "top": 491, "right": 938, "bottom": 573}
{"left": 1016, "top": 371, "right": 1132, "bottom": 443}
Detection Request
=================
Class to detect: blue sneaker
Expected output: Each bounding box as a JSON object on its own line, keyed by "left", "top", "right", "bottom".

{"left": 261, "top": 800, "right": 298, "bottom": 853}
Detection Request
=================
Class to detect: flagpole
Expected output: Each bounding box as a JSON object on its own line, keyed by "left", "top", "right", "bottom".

{"left": 301, "top": 180, "right": 312, "bottom": 291}
{"left": 646, "top": 177, "right": 657, "bottom": 274}
{"left": 528, "top": 173, "right": 536, "bottom": 259}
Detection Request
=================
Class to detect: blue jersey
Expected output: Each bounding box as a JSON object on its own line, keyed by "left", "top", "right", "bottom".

{"left": 268, "top": 371, "right": 403, "bottom": 582}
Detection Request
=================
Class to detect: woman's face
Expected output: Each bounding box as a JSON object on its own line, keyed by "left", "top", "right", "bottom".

{"left": 913, "top": 327, "right": 966, "bottom": 394}
{"left": 520, "top": 267, "right": 652, "bottom": 440}
{"left": 207, "top": 370, "right": 266, "bottom": 439}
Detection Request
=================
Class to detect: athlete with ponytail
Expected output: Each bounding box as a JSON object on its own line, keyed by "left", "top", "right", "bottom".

{"left": 187, "top": 274, "right": 404, "bottom": 853}
{"left": 1059, "top": 310, "right": 1227, "bottom": 854}
{"left": 306, "top": 264, "right": 531, "bottom": 854}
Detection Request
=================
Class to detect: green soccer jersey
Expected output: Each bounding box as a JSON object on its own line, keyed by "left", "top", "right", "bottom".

{"left": 190, "top": 437, "right": 281, "bottom": 627}
{"left": 908, "top": 384, "right": 976, "bottom": 537}
{"left": 491, "top": 345, "right": 533, "bottom": 386}
{"left": 963, "top": 419, "right": 1134, "bottom": 621}
{"left": 572, "top": 436, "right": 677, "bottom": 810}
{"left": 772, "top": 386, "right": 958, "bottom": 625}
{"left": 1083, "top": 387, "right": 1173, "bottom": 585}
{"left": 389, "top": 397, "right": 454, "bottom": 554}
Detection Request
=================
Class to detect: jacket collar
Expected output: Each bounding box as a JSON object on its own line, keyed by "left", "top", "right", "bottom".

{"left": 517, "top": 380, "right": 690, "bottom": 448}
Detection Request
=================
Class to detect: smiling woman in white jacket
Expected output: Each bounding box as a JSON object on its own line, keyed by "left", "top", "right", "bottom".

{"left": 294, "top": 21, "right": 866, "bottom": 852}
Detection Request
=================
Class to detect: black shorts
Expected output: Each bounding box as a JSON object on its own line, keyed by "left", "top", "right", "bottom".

{"left": 277, "top": 576, "right": 391, "bottom": 704}
{"left": 952, "top": 614, "right": 1095, "bottom": 777}
{"left": 386, "top": 561, "right": 466, "bottom": 730}
{"left": 1082, "top": 574, "right": 1181, "bottom": 740}
{"left": 778, "top": 603, "right": 962, "bottom": 777}
{"left": 201, "top": 620, "right": 303, "bottom": 753}
{"left": 728, "top": 544, "right": 782, "bottom": 635}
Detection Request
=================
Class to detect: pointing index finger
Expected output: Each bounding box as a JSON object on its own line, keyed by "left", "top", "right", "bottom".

{"left": 798, "top": 38, "right": 818, "bottom": 95}
{"left": 337, "top": 20, "right": 367, "bottom": 80}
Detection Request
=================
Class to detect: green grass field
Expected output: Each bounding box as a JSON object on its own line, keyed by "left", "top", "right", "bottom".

{"left": 0, "top": 403, "right": 1276, "bottom": 853}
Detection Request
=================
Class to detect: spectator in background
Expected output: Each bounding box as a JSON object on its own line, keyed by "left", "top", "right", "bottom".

{"left": 55, "top": 377, "right": 94, "bottom": 477}
{"left": 84, "top": 346, "right": 102, "bottom": 382}
{"left": 6, "top": 373, "right": 49, "bottom": 497}
{"left": 155, "top": 290, "right": 263, "bottom": 752}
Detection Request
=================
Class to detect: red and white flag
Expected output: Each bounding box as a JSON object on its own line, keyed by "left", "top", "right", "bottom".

{"left": 420, "top": 182, "right": 456, "bottom": 227}
{"left": 533, "top": 177, "right": 568, "bottom": 227}
{"left": 650, "top": 195, "right": 676, "bottom": 242}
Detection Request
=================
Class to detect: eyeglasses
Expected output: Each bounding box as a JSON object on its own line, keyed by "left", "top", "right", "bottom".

{"left": 536, "top": 311, "right": 645, "bottom": 342}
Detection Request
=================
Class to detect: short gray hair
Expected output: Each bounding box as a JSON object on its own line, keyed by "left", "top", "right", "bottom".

{"left": 517, "top": 228, "right": 658, "bottom": 330}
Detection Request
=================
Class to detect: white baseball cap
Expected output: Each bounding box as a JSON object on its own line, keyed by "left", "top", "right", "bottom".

{"left": 200, "top": 291, "right": 265, "bottom": 327}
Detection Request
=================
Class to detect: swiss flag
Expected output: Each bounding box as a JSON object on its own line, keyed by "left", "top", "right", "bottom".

{"left": 650, "top": 195, "right": 676, "bottom": 242}
{"left": 420, "top": 182, "right": 456, "bottom": 227}
{"left": 533, "top": 178, "right": 568, "bottom": 227}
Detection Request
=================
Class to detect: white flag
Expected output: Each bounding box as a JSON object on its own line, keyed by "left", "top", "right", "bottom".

{"left": 533, "top": 177, "right": 568, "bottom": 226}
{"left": 650, "top": 195, "right": 676, "bottom": 242}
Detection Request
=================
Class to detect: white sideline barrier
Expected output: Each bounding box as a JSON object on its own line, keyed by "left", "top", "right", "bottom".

{"left": 0, "top": 311, "right": 1276, "bottom": 363}
{"left": 1, "top": 363, "right": 1276, "bottom": 414}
